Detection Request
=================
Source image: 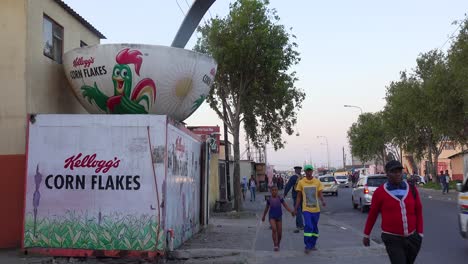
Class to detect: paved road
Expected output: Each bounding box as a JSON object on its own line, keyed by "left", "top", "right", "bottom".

{"left": 324, "top": 187, "right": 468, "bottom": 264}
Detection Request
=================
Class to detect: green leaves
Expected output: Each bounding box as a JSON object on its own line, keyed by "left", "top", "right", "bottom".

{"left": 194, "top": 0, "right": 304, "bottom": 150}
{"left": 347, "top": 112, "right": 388, "bottom": 164}
{"left": 23, "top": 212, "right": 161, "bottom": 251}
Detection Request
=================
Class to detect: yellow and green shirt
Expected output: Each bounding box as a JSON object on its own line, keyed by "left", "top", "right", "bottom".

{"left": 295, "top": 177, "right": 324, "bottom": 213}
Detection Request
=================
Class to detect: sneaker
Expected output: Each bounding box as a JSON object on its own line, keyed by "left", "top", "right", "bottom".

{"left": 304, "top": 248, "right": 311, "bottom": 254}
{"left": 293, "top": 229, "right": 300, "bottom": 233}
{"left": 311, "top": 247, "right": 318, "bottom": 251}
{"left": 274, "top": 246, "right": 279, "bottom": 252}
{"left": 298, "top": 226, "right": 304, "bottom": 230}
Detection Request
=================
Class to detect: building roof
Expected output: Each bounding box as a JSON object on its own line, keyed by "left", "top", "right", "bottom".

{"left": 54, "top": 0, "right": 106, "bottom": 39}
{"left": 448, "top": 150, "right": 468, "bottom": 159}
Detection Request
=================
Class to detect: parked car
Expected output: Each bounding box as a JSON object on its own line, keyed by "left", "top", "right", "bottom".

{"left": 335, "top": 175, "right": 350, "bottom": 187}
{"left": 352, "top": 174, "right": 388, "bottom": 213}
{"left": 319, "top": 175, "right": 339, "bottom": 196}
{"left": 408, "top": 174, "right": 426, "bottom": 185}
{"left": 456, "top": 178, "right": 468, "bottom": 239}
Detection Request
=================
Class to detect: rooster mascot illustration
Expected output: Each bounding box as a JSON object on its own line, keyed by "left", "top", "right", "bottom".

{"left": 81, "top": 48, "right": 156, "bottom": 114}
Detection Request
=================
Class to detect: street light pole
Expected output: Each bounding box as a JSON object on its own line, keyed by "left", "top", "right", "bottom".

{"left": 317, "top": 136, "right": 330, "bottom": 169}
{"left": 343, "top": 104, "right": 363, "bottom": 115}
{"left": 344, "top": 104, "right": 363, "bottom": 167}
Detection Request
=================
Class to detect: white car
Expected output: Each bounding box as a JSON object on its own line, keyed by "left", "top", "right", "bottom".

{"left": 456, "top": 178, "right": 468, "bottom": 239}
{"left": 335, "top": 175, "right": 350, "bottom": 187}
{"left": 319, "top": 175, "right": 339, "bottom": 196}
{"left": 351, "top": 174, "right": 388, "bottom": 213}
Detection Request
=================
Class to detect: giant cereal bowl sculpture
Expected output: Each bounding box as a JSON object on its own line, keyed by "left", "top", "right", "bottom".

{"left": 63, "top": 44, "right": 217, "bottom": 121}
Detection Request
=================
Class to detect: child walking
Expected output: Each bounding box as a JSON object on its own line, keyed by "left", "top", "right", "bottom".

{"left": 262, "top": 186, "right": 295, "bottom": 251}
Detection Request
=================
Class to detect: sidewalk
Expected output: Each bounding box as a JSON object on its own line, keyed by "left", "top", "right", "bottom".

{"left": 418, "top": 187, "right": 458, "bottom": 203}
{"left": 169, "top": 192, "right": 388, "bottom": 264}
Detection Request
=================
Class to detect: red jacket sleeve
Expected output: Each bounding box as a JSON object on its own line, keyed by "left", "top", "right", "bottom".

{"left": 414, "top": 186, "right": 424, "bottom": 234}
{"left": 363, "top": 187, "right": 383, "bottom": 237}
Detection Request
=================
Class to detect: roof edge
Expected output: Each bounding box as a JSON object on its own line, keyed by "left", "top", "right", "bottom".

{"left": 53, "top": 0, "right": 106, "bottom": 39}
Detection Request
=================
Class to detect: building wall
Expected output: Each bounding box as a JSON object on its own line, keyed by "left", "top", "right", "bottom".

{"left": 0, "top": 0, "right": 28, "bottom": 248}
{"left": 450, "top": 155, "right": 464, "bottom": 181}
{"left": 0, "top": 0, "right": 102, "bottom": 248}
{"left": 26, "top": 0, "right": 100, "bottom": 115}
{"left": 0, "top": 0, "right": 27, "bottom": 155}
{"left": 208, "top": 153, "right": 220, "bottom": 210}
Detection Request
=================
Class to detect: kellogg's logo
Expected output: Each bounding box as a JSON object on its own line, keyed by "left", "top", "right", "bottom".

{"left": 64, "top": 153, "right": 120, "bottom": 173}
{"left": 73, "top": 57, "right": 95, "bottom": 68}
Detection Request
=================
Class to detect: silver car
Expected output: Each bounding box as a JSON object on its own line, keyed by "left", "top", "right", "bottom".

{"left": 319, "top": 175, "right": 339, "bottom": 196}
{"left": 351, "top": 174, "right": 387, "bottom": 213}
{"left": 335, "top": 175, "right": 350, "bottom": 187}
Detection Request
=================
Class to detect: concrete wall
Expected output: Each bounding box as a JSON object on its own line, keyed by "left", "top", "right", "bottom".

{"left": 0, "top": 0, "right": 27, "bottom": 155}
{"left": 0, "top": 0, "right": 28, "bottom": 249}
{"left": 26, "top": 0, "right": 100, "bottom": 115}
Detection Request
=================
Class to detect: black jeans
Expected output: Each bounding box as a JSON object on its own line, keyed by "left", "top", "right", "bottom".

{"left": 381, "top": 232, "right": 422, "bottom": 264}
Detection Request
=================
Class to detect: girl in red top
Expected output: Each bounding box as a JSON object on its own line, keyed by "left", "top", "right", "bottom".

{"left": 363, "top": 160, "right": 423, "bottom": 264}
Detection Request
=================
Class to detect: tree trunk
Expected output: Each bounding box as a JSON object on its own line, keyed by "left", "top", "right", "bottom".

{"left": 432, "top": 145, "right": 440, "bottom": 184}
{"left": 232, "top": 123, "right": 242, "bottom": 211}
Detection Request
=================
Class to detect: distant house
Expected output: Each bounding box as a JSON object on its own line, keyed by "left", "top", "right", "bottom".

{"left": 448, "top": 150, "right": 468, "bottom": 181}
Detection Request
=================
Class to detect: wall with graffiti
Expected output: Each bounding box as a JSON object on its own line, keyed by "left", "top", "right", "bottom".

{"left": 165, "top": 123, "right": 202, "bottom": 248}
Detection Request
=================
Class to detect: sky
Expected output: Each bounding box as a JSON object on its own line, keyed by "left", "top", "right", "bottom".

{"left": 63, "top": 0, "right": 468, "bottom": 170}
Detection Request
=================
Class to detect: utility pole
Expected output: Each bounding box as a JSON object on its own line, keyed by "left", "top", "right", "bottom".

{"left": 342, "top": 146, "right": 346, "bottom": 169}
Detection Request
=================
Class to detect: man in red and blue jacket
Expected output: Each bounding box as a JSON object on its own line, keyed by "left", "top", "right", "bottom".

{"left": 363, "top": 160, "right": 423, "bottom": 264}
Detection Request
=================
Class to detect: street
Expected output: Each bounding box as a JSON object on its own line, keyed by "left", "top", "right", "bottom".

{"left": 170, "top": 186, "right": 467, "bottom": 264}
{"left": 321, "top": 187, "right": 468, "bottom": 264}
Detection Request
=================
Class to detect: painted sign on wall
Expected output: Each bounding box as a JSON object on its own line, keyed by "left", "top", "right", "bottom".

{"left": 23, "top": 115, "right": 166, "bottom": 251}
{"left": 63, "top": 44, "right": 217, "bottom": 121}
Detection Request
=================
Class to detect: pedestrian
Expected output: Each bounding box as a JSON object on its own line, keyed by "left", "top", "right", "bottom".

{"left": 249, "top": 175, "right": 256, "bottom": 202}
{"left": 272, "top": 175, "right": 278, "bottom": 188}
{"left": 284, "top": 166, "right": 305, "bottom": 233}
{"left": 363, "top": 160, "right": 423, "bottom": 264}
{"left": 241, "top": 176, "right": 247, "bottom": 201}
{"left": 261, "top": 185, "right": 294, "bottom": 252}
{"left": 438, "top": 171, "right": 447, "bottom": 194}
{"left": 444, "top": 170, "right": 450, "bottom": 194}
{"left": 294, "top": 165, "right": 326, "bottom": 254}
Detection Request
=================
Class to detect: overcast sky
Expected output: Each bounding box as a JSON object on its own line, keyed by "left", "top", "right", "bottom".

{"left": 63, "top": 0, "right": 468, "bottom": 170}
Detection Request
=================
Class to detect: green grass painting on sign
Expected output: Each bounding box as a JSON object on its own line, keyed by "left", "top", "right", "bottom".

{"left": 23, "top": 211, "right": 164, "bottom": 251}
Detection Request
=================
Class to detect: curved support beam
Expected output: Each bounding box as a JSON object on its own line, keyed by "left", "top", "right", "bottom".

{"left": 171, "top": 0, "right": 216, "bottom": 48}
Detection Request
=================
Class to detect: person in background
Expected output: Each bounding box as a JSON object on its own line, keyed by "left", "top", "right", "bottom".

{"left": 284, "top": 166, "right": 304, "bottom": 233}
{"left": 363, "top": 160, "right": 423, "bottom": 264}
{"left": 444, "top": 170, "right": 450, "bottom": 194}
{"left": 241, "top": 176, "right": 248, "bottom": 201}
{"left": 249, "top": 175, "right": 256, "bottom": 202}
{"left": 438, "top": 171, "right": 447, "bottom": 194}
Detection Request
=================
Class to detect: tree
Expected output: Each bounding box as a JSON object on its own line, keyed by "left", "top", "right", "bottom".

{"left": 385, "top": 50, "right": 464, "bottom": 178}
{"left": 347, "top": 112, "right": 389, "bottom": 165}
{"left": 195, "top": 0, "right": 304, "bottom": 211}
{"left": 447, "top": 16, "right": 468, "bottom": 146}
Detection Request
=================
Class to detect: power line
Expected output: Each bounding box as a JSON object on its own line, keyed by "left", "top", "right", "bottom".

{"left": 175, "top": 0, "right": 185, "bottom": 16}
{"left": 439, "top": 20, "right": 464, "bottom": 50}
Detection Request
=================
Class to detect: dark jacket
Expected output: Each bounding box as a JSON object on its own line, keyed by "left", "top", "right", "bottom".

{"left": 284, "top": 174, "right": 299, "bottom": 199}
